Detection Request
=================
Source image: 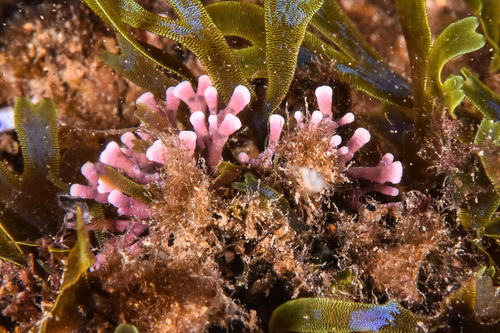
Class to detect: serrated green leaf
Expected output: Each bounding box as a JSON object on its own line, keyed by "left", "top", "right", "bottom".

{"left": 0, "top": 98, "right": 64, "bottom": 237}
{"left": 443, "top": 74, "right": 465, "bottom": 117}
{"left": 92, "top": 0, "right": 251, "bottom": 104}
{"left": 206, "top": 2, "right": 267, "bottom": 79}
{"left": 96, "top": 164, "right": 151, "bottom": 204}
{"left": 263, "top": 0, "right": 324, "bottom": 118}
{"left": 0, "top": 222, "right": 26, "bottom": 266}
{"left": 484, "top": 217, "right": 500, "bottom": 238}
{"left": 427, "top": 17, "right": 485, "bottom": 98}
{"left": 101, "top": 34, "right": 190, "bottom": 99}
{"left": 461, "top": 68, "right": 500, "bottom": 121}
{"left": 269, "top": 298, "right": 426, "bottom": 333}
{"left": 459, "top": 190, "right": 500, "bottom": 230}
{"left": 464, "top": 0, "right": 500, "bottom": 72}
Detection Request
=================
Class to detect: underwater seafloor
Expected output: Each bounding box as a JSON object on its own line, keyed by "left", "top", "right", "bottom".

{"left": 1, "top": 0, "right": 500, "bottom": 332}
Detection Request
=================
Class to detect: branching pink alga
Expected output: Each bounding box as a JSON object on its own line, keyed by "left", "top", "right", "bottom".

{"left": 71, "top": 77, "right": 402, "bottom": 218}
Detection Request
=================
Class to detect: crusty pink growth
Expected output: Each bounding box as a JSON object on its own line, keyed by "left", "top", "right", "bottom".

{"left": 179, "top": 131, "right": 197, "bottom": 158}
{"left": 216, "top": 85, "right": 251, "bottom": 125}
{"left": 309, "top": 110, "right": 324, "bottom": 130}
{"left": 81, "top": 162, "right": 99, "bottom": 185}
{"left": 197, "top": 75, "right": 213, "bottom": 96}
{"left": 207, "top": 115, "right": 241, "bottom": 168}
{"left": 226, "top": 85, "right": 251, "bottom": 115}
{"left": 97, "top": 179, "right": 114, "bottom": 194}
{"left": 338, "top": 128, "right": 371, "bottom": 167}
{"left": 346, "top": 159, "right": 403, "bottom": 184}
{"left": 294, "top": 111, "right": 304, "bottom": 127}
{"left": 108, "top": 190, "right": 152, "bottom": 218}
{"left": 146, "top": 140, "right": 168, "bottom": 164}
{"left": 173, "top": 81, "right": 198, "bottom": 111}
{"left": 315, "top": 85, "right": 333, "bottom": 119}
{"left": 101, "top": 141, "right": 148, "bottom": 181}
{"left": 329, "top": 135, "right": 342, "bottom": 149}
{"left": 173, "top": 75, "right": 212, "bottom": 112}
{"left": 238, "top": 152, "right": 252, "bottom": 164}
{"left": 190, "top": 111, "right": 209, "bottom": 150}
{"left": 165, "top": 87, "right": 180, "bottom": 127}
{"left": 268, "top": 114, "right": 284, "bottom": 151}
{"left": 204, "top": 86, "right": 219, "bottom": 115}
{"left": 70, "top": 184, "right": 95, "bottom": 199}
{"left": 121, "top": 132, "right": 137, "bottom": 150}
{"left": 218, "top": 114, "right": 241, "bottom": 137}
{"left": 136, "top": 92, "right": 161, "bottom": 113}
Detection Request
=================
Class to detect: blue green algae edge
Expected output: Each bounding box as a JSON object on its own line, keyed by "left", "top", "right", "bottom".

{"left": 268, "top": 298, "right": 425, "bottom": 333}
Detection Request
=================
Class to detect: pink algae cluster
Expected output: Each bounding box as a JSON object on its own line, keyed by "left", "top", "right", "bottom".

{"left": 70, "top": 76, "right": 402, "bottom": 219}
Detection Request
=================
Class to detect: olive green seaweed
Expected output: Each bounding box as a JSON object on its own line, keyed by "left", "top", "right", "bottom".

{"left": 263, "top": 0, "right": 324, "bottom": 117}
{"left": 40, "top": 204, "right": 95, "bottom": 333}
{"left": 461, "top": 68, "right": 500, "bottom": 121}
{"left": 85, "top": 0, "right": 251, "bottom": 103}
{"left": 427, "top": 17, "right": 485, "bottom": 99}
{"left": 114, "top": 323, "right": 139, "bottom": 333}
{"left": 464, "top": 0, "right": 500, "bottom": 72}
{"left": 0, "top": 98, "right": 64, "bottom": 238}
{"left": 395, "top": 0, "right": 431, "bottom": 112}
{"left": 97, "top": 164, "right": 152, "bottom": 205}
{"left": 268, "top": 298, "right": 426, "bottom": 333}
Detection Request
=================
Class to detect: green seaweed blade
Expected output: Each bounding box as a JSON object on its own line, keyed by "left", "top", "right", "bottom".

{"left": 395, "top": 0, "right": 432, "bottom": 113}
{"left": 268, "top": 298, "right": 426, "bottom": 333}
{"left": 263, "top": 0, "right": 324, "bottom": 118}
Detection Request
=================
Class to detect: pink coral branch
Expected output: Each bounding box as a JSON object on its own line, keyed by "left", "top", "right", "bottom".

{"left": 108, "top": 190, "right": 152, "bottom": 218}
{"left": 346, "top": 153, "right": 403, "bottom": 184}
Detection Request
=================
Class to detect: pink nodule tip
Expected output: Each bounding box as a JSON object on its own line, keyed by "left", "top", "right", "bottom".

{"left": 136, "top": 92, "right": 160, "bottom": 113}
{"left": 100, "top": 141, "right": 121, "bottom": 165}
{"left": 81, "top": 162, "right": 99, "bottom": 184}
{"left": 121, "top": 132, "right": 137, "bottom": 150}
{"left": 338, "top": 113, "right": 355, "bottom": 126}
{"left": 173, "top": 81, "right": 196, "bottom": 103}
{"left": 179, "top": 131, "right": 197, "bottom": 156}
{"left": 208, "top": 114, "right": 218, "bottom": 134}
{"left": 349, "top": 128, "right": 371, "bottom": 151}
{"left": 387, "top": 161, "right": 403, "bottom": 184}
{"left": 108, "top": 190, "right": 152, "bottom": 218}
{"left": 329, "top": 135, "right": 342, "bottom": 148}
{"left": 315, "top": 86, "right": 333, "bottom": 119}
{"left": 146, "top": 140, "right": 168, "bottom": 164}
{"left": 101, "top": 141, "right": 141, "bottom": 178}
{"left": 97, "top": 179, "right": 114, "bottom": 194}
{"left": 380, "top": 153, "right": 395, "bottom": 166}
{"left": 269, "top": 114, "right": 284, "bottom": 147}
{"left": 197, "top": 75, "right": 213, "bottom": 95}
{"left": 190, "top": 111, "right": 209, "bottom": 137}
{"left": 165, "top": 87, "right": 180, "bottom": 125}
{"left": 70, "top": 184, "right": 94, "bottom": 199}
{"left": 226, "top": 85, "right": 251, "bottom": 115}
{"left": 338, "top": 128, "right": 371, "bottom": 167}
{"left": 238, "top": 152, "right": 252, "bottom": 163}
{"left": 337, "top": 146, "right": 349, "bottom": 156}
{"left": 294, "top": 111, "right": 304, "bottom": 124}
{"left": 204, "top": 86, "right": 219, "bottom": 115}
{"left": 219, "top": 114, "right": 242, "bottom": 136}
{"left": 310, "top": 110, "right": 324, "bottom": 129}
